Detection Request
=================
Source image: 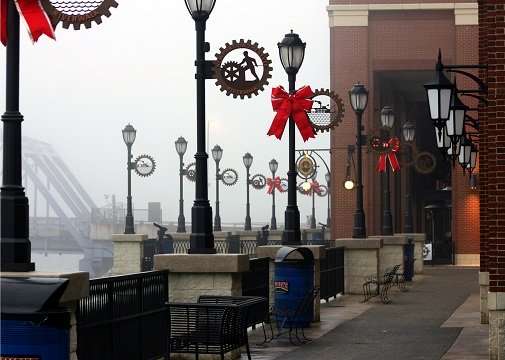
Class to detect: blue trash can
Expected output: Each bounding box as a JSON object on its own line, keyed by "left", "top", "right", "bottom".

{"left": 274, "top": 247, "right": 314, "bottom": 328}
{"left": 404, "top": 238, "right": 415, "bottom": 281}
{"left": 1, "top": 277, "right": 71, "bottom": 360}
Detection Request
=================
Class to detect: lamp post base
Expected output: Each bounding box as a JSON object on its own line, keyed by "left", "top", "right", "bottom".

{"left": 282, "top": 207, "right": 301, "bottom": 245}
{"left": 177, "top": 215, "right": 186, "bottom": 233}
{"left": 352, "top": 211, "right": 366, "bottom": 238}
{"left": 189, "top": 202, "right": 216, "bottom": 254}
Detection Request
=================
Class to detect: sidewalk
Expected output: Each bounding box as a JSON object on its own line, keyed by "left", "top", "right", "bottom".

{"left": 243, "top": 266, "right": 488, "bottom": 360}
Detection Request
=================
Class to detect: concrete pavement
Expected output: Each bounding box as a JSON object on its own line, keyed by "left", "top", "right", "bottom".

{"left": 243, "top": 266, "right": 488, "bottom": 360}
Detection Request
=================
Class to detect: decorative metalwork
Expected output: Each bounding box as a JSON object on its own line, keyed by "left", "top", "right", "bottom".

{"left": 280, "top": 178, "right": 288, "bottom": 192}
{"left": 414, "top": 151, "right": 437, "bottom": 174}
{"left": 185, "top": 162, "right": 196, "bottom": 182}
{"left": 251, "top": 174, "right": 267, "bottom": 190}
{"left": 134, "top": 154, "right": 156, "bottom": 177}
{"left": 296, "top": 153, "right": 317, "bottom": 179}
{"left": 297, "top": 182, "right": 310, "bottom": 195}
{"left": 317, "top": 184, "right": 328, "bottom": 197}
{"left": 221, "top": 168, "right": 238, "bottom": 186}
{"left": 214, "top": 39, "right": 272, "bottom": 99}
{"left": 41, "top": 0, "right": 118, "bottom": 30}
{"left": 308, "top": 88, "right": 345, "bottom": 133}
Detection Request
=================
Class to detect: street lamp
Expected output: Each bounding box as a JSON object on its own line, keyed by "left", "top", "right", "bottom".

{"left": 1, "top": 1, "right": 35, "bottom": 271}
{"left": 310, "top": 172, "right": 317, "bottom": 229}
{"left": 184, "top": 0, "right": 217, "bottom": 253}
{"left": 278, "top": 30, "right": 306, "bottom": 245}
{"left": 325, "top": 172, "right": 331, "bottom": 228}
{"left": 269, "top": 159, "right": 279, "bottom": 230}
{"left": 402, "top": 121, "right": 416, "bottom": 232}
{"left": 349, "top": 83, "right": 369, "bottom": 238}
{"left": 380, "top": 105, "right": 394, "bottom": 236}
{"left": 212, "top": 144, "right": 223, "bottom": 231}
{"left": 243, "top": 152, "right": 253, "bottom": 230}
{"left": 122, "top": 124, "right": 136, "bottom": 234}
{"left": 175, "top": 136, "right": 188, "bottom": 233}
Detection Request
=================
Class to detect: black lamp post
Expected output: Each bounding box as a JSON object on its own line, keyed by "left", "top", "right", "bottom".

{"left": 310, "top": 172, "right": 317, "bottom": 229}
{"left": 402, "top": 121, "right": 416, "bottom": 232}
{"left": 243, "top": 152, "right": 253, "bottom": 231}
{"left": 325, "top": 172, "right": 331, "bottom": 227}
{"left": 349, "top": 83, "right": 369, "bottom": 238}
{"left": 122, "top": 124, "right": 136, "bottom": 234}
{"left": 1, "top": 1, "right": 34, "bottom": 271}
{"left": 184, "top": 0, "right": 217, "bottom": 253}
{"left": 175, "top": 136, "right": 188, "bottom": 233}
{"left": 278, "top": 30, "right": 306, "bottom": 245}
{"left": 380, "top": 105, "right": 394, "bottom": 236}
{"left": 212, "top": 144, "right": 223, "bottom": 231}
{"left": 269, "top": 159, "right": 278, "bottom": 230}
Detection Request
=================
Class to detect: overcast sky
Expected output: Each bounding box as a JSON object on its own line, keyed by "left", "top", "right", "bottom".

{"left": 0, "top": 0, "right": 333, "bottom": 227}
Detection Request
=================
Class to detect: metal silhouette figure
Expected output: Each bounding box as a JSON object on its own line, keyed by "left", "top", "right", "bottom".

{"left": 239, "top": 51, "right": 259, "bottom": 81}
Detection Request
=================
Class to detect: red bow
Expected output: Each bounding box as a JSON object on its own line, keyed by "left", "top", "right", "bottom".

{"left": 376, "top": 137, "right": 400, "bottom": 172}
{"left": 1, "top": 0, "right": 55, "bottom": 46}
{"left": 268, "top": 85, "right": 315, "bottom": 142}
{"left": 308, "top": 180, "right": 321, "bottom": 196}
{"left": 266, "top": 177, "right": 283, "bottom": 194}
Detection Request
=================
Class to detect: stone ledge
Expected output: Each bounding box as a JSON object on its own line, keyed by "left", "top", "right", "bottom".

{"left": 111, "top": 234, "right": 149, "bottom": 242}
{"left": 154, "top": 254, "right": 250, "bottom": 273}
{"left": 370, "top": 235, "right": 407, "bottom": 245}
{"left": 488, "top": 292, "right": 505, "bottom": 310}
{"left": 395, "top": 233, "right": 426, "bottom": 243}
{"left": 1, "top": 271, "right": 89, "bottom": 303}
{"left": 334, "top": 238, "right": 382, "bottom": 249}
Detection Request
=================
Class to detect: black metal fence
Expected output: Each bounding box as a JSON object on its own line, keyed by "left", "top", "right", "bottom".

{"left": 76, "top": 270, "right": 169, "bottom": 360}
{"left": 320, "top": 246, "right": 345, "bottom": 301}
{"left": 242, "top": 257, "right": 270, "bottom": 327}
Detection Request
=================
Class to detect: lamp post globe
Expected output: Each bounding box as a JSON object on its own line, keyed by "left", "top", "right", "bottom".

{"left": 175, "top": 136, "right": 188, "bottom": 233}
{"left": 380, "top": 106, "right": 394, "bottom": 236}
{"left": 123, "top": 124, "right": 136, "bottom": 234}
{"left": 269, "top": 159, "right": 279, "bottom": 230}
{"left": 184, "top": 0, "right": 217, "bottom": 253}
{"left": 212, "top": 145, "right": 223, "bottom": 231}
{"left": 402, "top": 121, "right": 416, "bottom": 232}
{"left": 349, "top": 83, "right": 368, "bottom": 238}
{"left": 278, "top": 30, "right": 305, "bottom": 245}
{"left": 243, "top": 153, "right": 253, "bottom": 230}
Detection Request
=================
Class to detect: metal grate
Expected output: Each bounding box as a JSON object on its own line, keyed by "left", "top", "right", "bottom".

{"left": 49, "top": 0, "right": 102, "bottom": 15}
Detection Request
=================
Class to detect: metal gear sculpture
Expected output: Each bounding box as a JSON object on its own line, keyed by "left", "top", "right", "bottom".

{"left": 134, "top": 154, "right": 156, "bottom": 177}
{"left": 251, "top": 174, "right": 267, "bottom": 190}
{"left": 221, "top": 168, "right": 238, "bottom": 186}
{"left": 414, "top": 151, "right": 437, "bottom": 174}
{"left": 214, "top": 39, "right": 272, "bottom": 99}
{"left": 41, "top": 0, "right": 118, "bottom": 30}
{"left": 308, "top": 88, "right": 345, "bottom": 133}
{"left": 185, "top": 162, "right": 196, "bottom": 182}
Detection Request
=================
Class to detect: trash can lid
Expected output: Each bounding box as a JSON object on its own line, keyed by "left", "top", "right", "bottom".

{"left": 275, "top": 246, "right": 314, "bottom": 264}
{"left": 1, "top": 277, "right": 69, "bottom": 314}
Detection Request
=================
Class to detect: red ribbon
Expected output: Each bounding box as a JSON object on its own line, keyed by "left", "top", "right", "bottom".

{"left": 1, "top": 0, "right": 55, "bottom": 46}
{"left": 266, "top": 177, "right": 283, "bottom": 194}
{"left": 376, "top": 137, "right": 400, "bottom": 172}
{"left": 268, "top": 85, "right": 315, "bottom": 142}
{"left": 308, "top": 180, "right": 321, "bottom": 196}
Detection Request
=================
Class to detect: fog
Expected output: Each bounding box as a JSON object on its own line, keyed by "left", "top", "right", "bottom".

{"left": 0, "top": 0, "right": 333, "bottom": 228}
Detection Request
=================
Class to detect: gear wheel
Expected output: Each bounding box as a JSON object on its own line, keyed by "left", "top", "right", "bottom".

{"left": 214, "top": 39, "right": 273, "bottom": 99}
{"left": 308, "top": 88, "right": 345, "bottom": 133}
{"left": 221, "top": 61, "right": 241, "bottom": 83}
{"left": 185, "top": 162, "right": 196, "bottom": 182}
{"left": 134, "top": 154, "right": 156, "bottom": 177}
{"left": 415, "top": 151, "right": 437, "bottom": 174}
{"left": 41, "top": 0, "right": 118, "bottom": 30}
{"left": 221, "top": 168, "right": 238, "bottom": 186}
{"left": 251, "top": 174, "right": 267, "bottom": 190}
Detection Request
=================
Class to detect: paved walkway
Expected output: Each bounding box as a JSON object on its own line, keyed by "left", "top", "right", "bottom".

{"left": 243, "top": 266, "right": 488, "bottom": 360}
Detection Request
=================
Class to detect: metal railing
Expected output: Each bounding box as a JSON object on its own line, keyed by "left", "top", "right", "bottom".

{"left": 320, "top": 246, "right": 345, "bottom": 301}
{"left": 76, "top": 270, "right": 169, "bottom": 360}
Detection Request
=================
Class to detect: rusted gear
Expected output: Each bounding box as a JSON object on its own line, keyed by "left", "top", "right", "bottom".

{"left": 185, "top": 162, "right": 196, "bottom": 182}
{"left": 134, "top": 154, "right": 156, "bottom": 177}
{"left": 317, "top": 184, "right": 328, "bottom": 197}
{"left": 214, "top": 39, "right": 273, "bottom": 99}
{"left": 414, "top": 151, "right": 437, "bottom": 174}
{"left": 308, "top": 88, "right": 345, "bottom": 133}
{"left": 221, "top": 168, "right": 238, "bottom": 186}
{"left": 41, "top": 0, "right": 118, "bottom": 30}
{"left": 221, "top": 61, "right": 241, "bottom": 83}
{"left": 251, "top": 174, "right": 267, "bottom": 190}
{"left": 279, "top": 178, "right": 288, "bottom": 192}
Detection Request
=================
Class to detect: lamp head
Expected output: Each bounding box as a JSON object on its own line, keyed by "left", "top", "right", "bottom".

{"left": 269, "top": 159, "right": 278, "bottom": 173}
{"left": 122, "top": 124, "right": 136, "bottom": 146}
{"left": 243, "top": 152, "right": 253, "bottom": 169}
{"left": 348, "top": 83, "right": 368, "bottom": 112}
{"left": 278, "top": 30, "right": 306, "bottom": 75}
{"left": 211, "top": 144, "right": 223, "bottom": 162}
{"left": 175, "top": 136, "right": 188, "bottom": 156}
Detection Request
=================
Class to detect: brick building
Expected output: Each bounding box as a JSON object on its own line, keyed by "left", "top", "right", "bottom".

{"left": 327, "top": 0, "right": 504, "bottom": 355}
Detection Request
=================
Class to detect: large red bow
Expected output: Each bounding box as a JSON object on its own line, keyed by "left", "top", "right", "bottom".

{"left": 376, "top": 137, "right": 400, "bottom": 172}
{"left": 268, "top": 85, "right": 315, "bottom": 142}
{"left": 308, "top": 180, "right": 322, "bottom": 196}
{"left": 1, "top": 0, "right": 55, "bottom": 46}
{"left": 266, "top": 176, "right": 283, "bottom": 194}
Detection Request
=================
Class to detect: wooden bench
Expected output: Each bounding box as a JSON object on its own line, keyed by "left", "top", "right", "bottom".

{"left": 166, "top": 296, "right": 266, "bottom": 360}
{"left": 362, "top": 264, "right": 401, "bottom": 304}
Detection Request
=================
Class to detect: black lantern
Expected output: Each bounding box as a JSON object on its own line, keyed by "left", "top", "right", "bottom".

{"left": 122, "top": 124, "right": 137, "bottom": 234}
{"left": 349, "top": 83, "right": 369, "bottom": 238}
{"left": 243, "top": 152, "right": 253, "bottom": 231}
{"left": 212, "top": 145, "right": 223, "bottom": 231}
{"left": 175, "top": 136, "right": 188, "bottom": 233}
{"left": 278, "top": 30, "right": 306, "bottom": 76}
{"left": 380, "top": 105, "right": 395, "bottom": 129}
{"left": 424, "top": 50, "right": 454, "bottom": 134}
{"left": 269, "top": 158, "right": 279, "bottom": 230}
{"left": 184, "top": 0, "right": 216, "bottom": 17}
{"left": 402, "top": 121, "right": 416, "bottom": 143}
{"left": 458, "top": 136, "right": 472, "bottom": 172}
{"left": 325, "top": 172, "right": 331, "bottom": 227}
{"left": 446, "top": 90, "right": 467, "bottom": 143}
